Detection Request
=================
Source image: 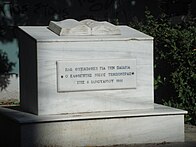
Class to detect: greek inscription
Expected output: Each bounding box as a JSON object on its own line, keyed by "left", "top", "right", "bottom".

{"left": 77, "top": 81, "right": 85, "bottom": 84}
{"left": 94, "top": 73, "right": 106, "bottom": 77}
{"left": 99, "top": 66, "right": 106, "bottom": 70}
{"left": 91, "top": 79, "right": 114, "bottom": 84}
{"left": 116, "top": 79, "right": 123, "bottom": 82}
{"left": 65, "top": 68, "right": 72, "bottom": 71}
{"left": 57, "top": 59, "right": 136, "bottom": 92}
{"left": 108, "top": 66, "right": 115, "bottom": 70}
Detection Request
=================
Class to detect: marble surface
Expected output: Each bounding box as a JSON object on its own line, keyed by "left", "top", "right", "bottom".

{"left": 0, "top": 104, "right": 187, "bottom": 123}
{"left": 19, "top": 26, "right": 153, "bottom": 42}
{"left": 56, "top": 59, "right": 136, "bottom": 92}
{"left": 0, "top": 104, "right": 187, "bottom": 147}
{"left": 48, "top": 19, "right": 121, "bottom": 36}
{"left": 18, "top": 25, "right": 154, "bottom": 115}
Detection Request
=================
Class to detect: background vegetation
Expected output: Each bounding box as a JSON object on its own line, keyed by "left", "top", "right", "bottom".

{"left": 0, "top": 50, "right": 15, "bottom": 90}
{"left": 129, "top": 10, "right": 196, "bottom": 125}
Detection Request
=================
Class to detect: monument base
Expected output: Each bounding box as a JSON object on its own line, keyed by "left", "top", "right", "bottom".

{"left": 0, "top": 104, "right": 187, "bottom": 147}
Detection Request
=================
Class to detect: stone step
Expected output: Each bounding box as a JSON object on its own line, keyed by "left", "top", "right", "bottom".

{"left": 0, "top": 104, "right": 187, "bottom": 147}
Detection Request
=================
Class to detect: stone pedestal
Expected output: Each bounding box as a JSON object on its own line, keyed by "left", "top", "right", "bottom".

{"left": 0, "top": 20, "right": 187, "bottom": 146}
{"left": 0, "top": 104, "right": 186, "bottom": 147}
{"left": 17, "top": 25, "right": 154, "bottom": 115}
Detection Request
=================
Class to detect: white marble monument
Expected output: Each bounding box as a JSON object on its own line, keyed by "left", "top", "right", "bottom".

{"left": 0, "top": 19, "right": 187, "bottom": 147}
{"left": 18, "top": 19, "right": 154, "bottom": 115}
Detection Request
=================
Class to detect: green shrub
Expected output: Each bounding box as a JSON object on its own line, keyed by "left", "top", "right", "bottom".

{"left": 0, "top": 50, "right": 15, "bottom": 90}
{"left": 129, "top": 10, "right": 196, "bottom": 125}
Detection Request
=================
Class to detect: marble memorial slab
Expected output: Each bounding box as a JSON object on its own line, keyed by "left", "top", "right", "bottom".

{"left": 57, "top": 59, "right": 136, "bottom": 92}
{"left": 17, "top": 19, "right": 154, "bottom": 115}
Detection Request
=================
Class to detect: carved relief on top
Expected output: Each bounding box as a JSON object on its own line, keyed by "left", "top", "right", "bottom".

{"left": 48, "top": 19, "right": 121, "bottom": 36}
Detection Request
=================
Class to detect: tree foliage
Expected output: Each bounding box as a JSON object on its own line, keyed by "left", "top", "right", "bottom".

{"left": 130, "top": 10, "right": 196, "bottom": 125}
{"left": 0, "top": 50, "right": 15, "bottom": 90}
